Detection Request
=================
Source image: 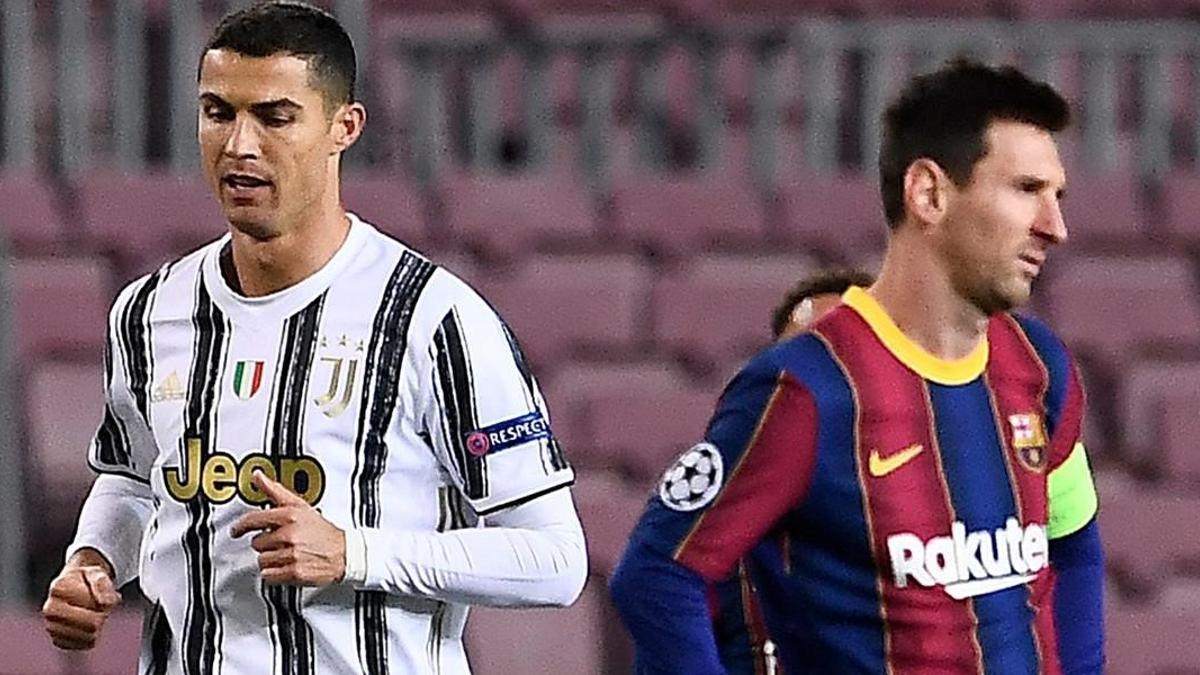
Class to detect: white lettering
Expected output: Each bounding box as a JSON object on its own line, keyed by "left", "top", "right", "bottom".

{"left": 887, "top": 520, "right": 1048, "bottom": 599}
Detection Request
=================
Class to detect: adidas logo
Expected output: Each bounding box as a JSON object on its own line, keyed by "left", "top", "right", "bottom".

{"left": 152, "top": 371, "right": 187, "bottom": 403}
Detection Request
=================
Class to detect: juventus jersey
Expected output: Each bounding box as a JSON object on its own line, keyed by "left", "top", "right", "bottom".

{"left": 86, "top": 215, "right": 574, "bottom": 674}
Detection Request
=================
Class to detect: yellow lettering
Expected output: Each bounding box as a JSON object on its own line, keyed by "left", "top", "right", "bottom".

{"left": 238, "top": 455, "right": 276, "bottom": 505}
{"left": 164, "top": 438, "right": 202, "bottom": 501}
{"left": 202, "top": 453, "right": 237, "bottom": 504}
{"left": 281, "top": 458, "right": 325, "bottom": 505}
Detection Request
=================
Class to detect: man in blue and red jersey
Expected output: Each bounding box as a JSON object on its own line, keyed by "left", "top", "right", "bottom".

{"left": 716, "top": 267, "right": 876, "bottom": 675}
{"left": 611, "top": 58, "right": 1104, "bottom": 675}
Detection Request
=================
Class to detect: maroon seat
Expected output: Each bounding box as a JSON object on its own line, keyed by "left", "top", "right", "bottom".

{"left": 0, "top": 171, "right": 66, "bottom": 255}
{"left": 1106, "top": 603, "right": 1200, "bottom": 675}
{"left": 1058, "top": 171, "right": 1147, "bottom": 246}
{"left": 653, "top": 254, "right": 816, "bottom": 366}
{"left": 1043, "top": 255, "right": 1200, "bottom": 367}
{"left": 10, "top": 257, "right": 111, "bottom": 364}
{"left": 776, "top": 173, "right": 886, "bottom": 261}
{"left": 340, "top": 171, "right": 427, "bottom": 249}
{"left": 84, "top": 608, "right": 142, "bottom": 675}
{"left": 480, "top": 255, "right": 649, "bottom": 368}
{"left": 547, "top": 361, "right": 716, "bottom": 481}
{"left": 466, "top": 578, "right": 608, "bottom": 674}
{"left": 0, "top": 610, "right": 67, "bottom": 674}
{"left": 573, "top": 470, "right": 652, "bottom": 575}
{"left": 1160, "top": 170, "right": 1200, "bottom": 246}
{"left": 438, "top": 171, "right": 596, "bottom": 260}
{"left": 1100, "top": 489, "right": 1200, "bottom": 583}
{"left": 612, "top": 174, "right": 767, "bottom": 255}
{"left": 25, "top": 360, "right": 106, "bottom": 516}
{"left": 1119, "top": 358, "right": 1200, "bottom": 475}
{"left": 76, "top": 171, "right": 225, "bottom": 279}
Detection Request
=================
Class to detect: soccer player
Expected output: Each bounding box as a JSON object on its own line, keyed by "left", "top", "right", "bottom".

{"left": 611, "top": 59, "right": 1104, "bottom": 674}
{"left": 718, "top": 267, "right": 875, "bottom": 675}
{"left": 41, "top": 3, "right": 586, "bottom": 673}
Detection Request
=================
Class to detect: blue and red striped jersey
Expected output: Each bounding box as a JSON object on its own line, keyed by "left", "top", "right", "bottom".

{"left": 620, "top": 287, "right": 1099, "bottom": 674}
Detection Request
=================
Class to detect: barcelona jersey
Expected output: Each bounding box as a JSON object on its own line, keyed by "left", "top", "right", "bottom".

{"left": 623, "top": 287, "right": 1099, "bottom": 674}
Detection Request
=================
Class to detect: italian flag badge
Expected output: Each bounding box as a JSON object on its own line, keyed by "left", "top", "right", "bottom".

{"left": 233, "top": 360, "right": 265, "bottom": 400}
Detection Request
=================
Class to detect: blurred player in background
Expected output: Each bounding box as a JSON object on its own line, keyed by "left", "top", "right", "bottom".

{"left": 41, "top": 3, "right": 585, "bottom": 673}
{"left": 716, "top": 267, "right": 875, "bottom": 674}
{"left": 611, "top": 59, "right": 1104, "bottom": 674}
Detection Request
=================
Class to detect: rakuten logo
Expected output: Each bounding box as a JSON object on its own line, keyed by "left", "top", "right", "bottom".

{"left": 887, "top": 518, "right": 1047, "bottom": 600}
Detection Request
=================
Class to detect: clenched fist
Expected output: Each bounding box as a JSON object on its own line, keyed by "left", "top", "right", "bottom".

{"left": 42, "top": 550, "right": 122, "bottom": 650}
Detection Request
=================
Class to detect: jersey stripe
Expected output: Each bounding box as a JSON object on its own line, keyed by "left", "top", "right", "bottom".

{"left": 817, "top": 309, "right": 982, "bottom": 674}
{"left": 121, "top": 264, "right": 169, "bottom": 427}
{"left": 350, "top": 252, "right": 437, "bottom": 675}
{"left": 433, "top": 308, "right": 487, "bottom": 500}
{"left": 179, "top": 276, "right": 229, "bottom": 675}
{"left": 143, "top": 601, "right": 171, "bottom": 675}
{"left": 260, "top": 293, "right": 325, "bottom": 675}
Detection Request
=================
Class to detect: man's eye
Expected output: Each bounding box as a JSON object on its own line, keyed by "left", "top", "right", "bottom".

{"left": 204, "top": 107, "right": 232, "bottom": 121}
{"left": 263, "top": 117, "right": 292, "bottom": 128}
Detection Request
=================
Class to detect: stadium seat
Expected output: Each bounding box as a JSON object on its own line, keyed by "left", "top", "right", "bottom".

{"left": 1100, "top": 488, "right": 1200, "bottom": 584}
{"left": 1118, "top": 357, "right": 1200, "bottom": 476}
{"left": 466, "top": 577, "right": 608, "bottom": 675}
{"left": 573, "top": 470, "right": 652, "bottom": 575}
{"left": 1058, "top": 171, "right": 1147, "bottom": 246}
{"left": 0, "top": 171, "right": 66, "bottom": 255}
{"left": 652, "top": 253, "right": 816, "bottom": 367}
{"left": 612, "top": 174, "right": 768, "bottom": 255}
{"left": 0, "top": 610, "right": 68, "bottom": 674}
{"left": 1042, "top": 255, "right": 1200, "bottom": 368}
{"left": 9, "top": 256, "right": 111, "bottom": 364}
{"left": 24, "top": 359, "right": 105, "bottom": 519}
{"left": 1106, "top": 603, "right": 1200, "bottom": 675}
{"left": 76, "top": 171, "right": 225, "bottom": 279}
{"left": 546, "top": 361, "right": 716, "bottom": 481}
{"left": 340, "top": 171, "right": 428, "bottom": 249}
{"left": 479, "top": 254, "right": 650, "bottom": 369}
{"left": 84, "top": 608, "right": 143, "bottom": 675}
{"left": 437, "top": 171, "right": 597, "bottom": 260}
{"left": 1159, "top": 169, "right": 1200, "bottom": 246}
{"left": 776, "top": 173, "right": 886, "bottom": 262}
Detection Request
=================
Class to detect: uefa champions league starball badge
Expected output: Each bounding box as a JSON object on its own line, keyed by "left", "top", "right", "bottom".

{"left": 659, "top": 442, "right": 724, "bottom": 512}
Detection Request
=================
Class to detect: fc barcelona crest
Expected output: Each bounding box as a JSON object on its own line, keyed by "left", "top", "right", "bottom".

{"left": 1008, "top": 413, "right": 1048, "bottom": 472}
{"left": 232, "top": 360, "right": 265, "bottom": 400}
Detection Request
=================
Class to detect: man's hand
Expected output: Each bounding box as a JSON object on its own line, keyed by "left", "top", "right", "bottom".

{"left": 231, "top": 470, "right": 346, "bottom": 587}
{"left": 42, "top": 549, "right": 122, "bottom": 650}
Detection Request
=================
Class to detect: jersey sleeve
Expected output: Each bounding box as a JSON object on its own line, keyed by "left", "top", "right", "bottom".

{"left": 421, "top": 286, "right": 573, "bottom": 515}
{"left": 634, "top": 350, "right": 820, "bottom": 582}
{"left": 88, "top": 278, "right": 164, "bottom": 483}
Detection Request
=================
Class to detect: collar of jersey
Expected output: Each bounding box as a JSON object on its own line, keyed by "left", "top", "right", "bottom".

{"left": 841, "top": 286, "right": 987, "bottom": 386}
{"left": 204, "top": 212, "right": 370, "bottom": 323}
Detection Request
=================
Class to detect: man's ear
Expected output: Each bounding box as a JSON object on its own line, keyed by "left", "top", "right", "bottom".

{"left": 902, "top": 158, "right": 952, "bottom": 230}
{"left": 330, "top": 101, "right": 366, "bottom": 154}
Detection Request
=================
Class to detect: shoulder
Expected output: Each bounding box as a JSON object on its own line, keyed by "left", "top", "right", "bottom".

{"left": 108, "top": 241, "right": 214, "bottom": 322}
{"left": 997, "top": 312, "right": 1078, "bottom": 383}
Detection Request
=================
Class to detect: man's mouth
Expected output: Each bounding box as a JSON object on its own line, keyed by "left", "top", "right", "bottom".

{"left": 222, "top": 173, "right": 272, "bottom": 189}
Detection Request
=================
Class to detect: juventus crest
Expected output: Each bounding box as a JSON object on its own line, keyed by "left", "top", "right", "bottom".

{"left": 313, "top": 334, "right": 363, "bottom": 418}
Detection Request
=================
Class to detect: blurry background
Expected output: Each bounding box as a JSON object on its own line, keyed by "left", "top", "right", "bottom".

{"left": 0, "top": 0, "right": 1198, "bottom": 673}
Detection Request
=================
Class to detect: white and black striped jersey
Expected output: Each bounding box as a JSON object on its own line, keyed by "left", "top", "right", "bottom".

{"left": 81, "top": 214, "right": 574, "bottom": 674}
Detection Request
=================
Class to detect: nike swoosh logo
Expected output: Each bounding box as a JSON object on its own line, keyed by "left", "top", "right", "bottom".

{"left": 944, "top": 574, "right": 1036, "bottom": 600}
{"left": 868, "top": 444, "right": 924, "bottom": 477}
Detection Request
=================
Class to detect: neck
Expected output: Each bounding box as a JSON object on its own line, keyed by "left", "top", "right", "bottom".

{"left": 868, "top": 230, "right": 991, "bottom": 361}
{"left": 228, "top": 197, "right": 350, "bottom": 297}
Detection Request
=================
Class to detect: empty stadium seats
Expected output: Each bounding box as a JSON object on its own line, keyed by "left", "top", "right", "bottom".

{"left": 775, "top": 173, "right": 886, "bottom": 261}
{"left": 0, "top": 171, "right": 66, "bottom": 255}
{"left": 24, "top": 360, "right": 105, "bottom": 517}
{"left": 340, "top": 170, "right": 429, "bottom": 249}
{"left": 0, "top": 610, "right": 68, "bottom": 674}
{"left": 612, "top": 173, "right": 768, "bottom": 255}
{"left": 9, "top": 256, "right": 110, "bottom": 364}
{"left": 573, "top": 470, "right": 652, "bottom": 574}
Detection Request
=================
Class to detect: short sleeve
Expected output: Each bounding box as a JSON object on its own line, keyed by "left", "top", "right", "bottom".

{"left": 423, "top": 293, "right": 573, "bottom": 515}
{"left": 89, "top": 276, "right": 166, "bottom": 483}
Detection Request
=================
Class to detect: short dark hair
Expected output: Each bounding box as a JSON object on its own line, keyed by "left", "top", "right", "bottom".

{"left": 200, "top": 2, "right": 356, "bottom": 109}
{"left": 879, "top": 59, "right": 1070, "bottom": 227}
{"left": 771, "top": 268, "right": 875, "bottom": 338}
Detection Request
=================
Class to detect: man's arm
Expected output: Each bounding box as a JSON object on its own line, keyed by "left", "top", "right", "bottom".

{"left": 1048, "top": 442, "right": 1104, "bottom": 674}
{"left": 611, "top": 354, "right": 821, "bottom": 673}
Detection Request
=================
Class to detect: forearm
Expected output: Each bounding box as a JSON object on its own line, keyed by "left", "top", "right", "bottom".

{"left": 610, "top": 538, "right": 725, "bottom": 675}
{"left": 353, "top": 489, "right": 587, "bottom": 607}
{"left": 1050, "top": 517, "right": 1104, "bottom": 675}
{"left": 67, "top": 474, "right": 155, "bottom": 587}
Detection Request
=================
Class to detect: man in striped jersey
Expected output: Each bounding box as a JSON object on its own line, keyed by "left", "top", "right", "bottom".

{"left": 41, "top": 3, "right": 587, "bottom": 673}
